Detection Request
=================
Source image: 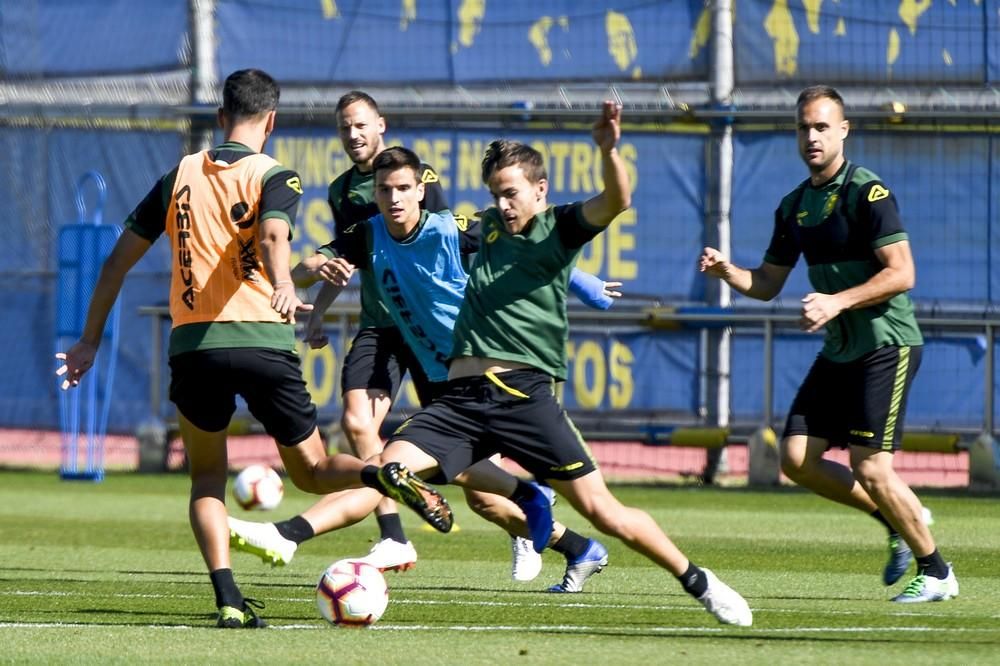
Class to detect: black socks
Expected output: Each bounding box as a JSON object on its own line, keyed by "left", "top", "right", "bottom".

{"left": 550, "top": 529, "right": 589, "bottom": 560}
{"left": 210, "top": 568, "right": 243, "bottom": 609}
{"left": 360, "top": 465, "right": 382, "bottom": 490}
{"left": 676, "top": 562, "right": 709, "bottom": 598}
{"left": 916, "top": 549, "right": 949, "bottom": 579}
{"left": 274, "top": 515, "right": 315, "bottom": 544}
{"left": 377, "top": 512, "right": 407, "bottom": 544}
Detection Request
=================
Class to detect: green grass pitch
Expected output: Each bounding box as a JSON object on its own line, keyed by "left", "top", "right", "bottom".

{"left": 1, "top": 470, "right": 998, "bottom": 664}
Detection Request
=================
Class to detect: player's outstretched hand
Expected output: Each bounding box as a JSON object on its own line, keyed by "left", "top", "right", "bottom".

{"left": 271, "top": 282, "right": 313, "bottom": 325}
{"left": 55, "top": 341, "right": 97, "bottom": 390}
{"left": 592, "top": 100, "right": 622, "bottom": 153}
{"left": 317, "top": 257, "right": 355, "bottom": 287}
{"left": 303, "top": 313, "right": 329, "bottom": 349}
{"left": 603, "top": 281, "right": 623, "bottom": 300}
{"left": 699, "top": 247, "right": 732, "bottom": 280}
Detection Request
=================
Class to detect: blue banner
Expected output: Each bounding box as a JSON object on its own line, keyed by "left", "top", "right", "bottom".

{"left": 731, "top": 331, "right": 990, "bottom": 431}
{"left": 730, "top": 130, "right": 996, "bottom": 305}
{"left": 736, "top": 0, "right": 991, "bottom": 84}
{"left": 0, "top": 1, "right": 187, "bottom": 76}
{"left": 216, "top": 0, "right": 707, "bottom": 84}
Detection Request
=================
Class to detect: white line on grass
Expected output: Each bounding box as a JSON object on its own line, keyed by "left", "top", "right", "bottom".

{"left": 7, "top": 589, "right": 989, "bottom": 620}
{"left": 1, "top": 621, "right": 997, "bottom": 635}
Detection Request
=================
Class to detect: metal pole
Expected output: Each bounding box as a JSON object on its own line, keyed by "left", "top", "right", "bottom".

{"left": 986, "top": 324, "right": 994, "bottom": 436}
{"left": 190, "top": 0, "right": 217, "bottom": 152}
{"left": 704, "top": 0, "right": 734, "bottom": 429}
{"left": 150, "top": 313, "right": 161, "bottom": 421}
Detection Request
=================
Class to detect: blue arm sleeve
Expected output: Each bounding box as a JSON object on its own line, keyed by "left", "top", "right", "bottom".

{"left": 568, "top": 268, "right": 614, "bottom": 310}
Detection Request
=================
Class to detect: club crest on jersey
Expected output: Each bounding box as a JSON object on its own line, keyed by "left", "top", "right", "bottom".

{"left": 486, "top": 227, "right": 500, "bottom": 243}
{"left": 868, "top": 184, "right": 890, "bottom": 202}
{"left": 822, "top": 193, "right": 839, "bottom": 219}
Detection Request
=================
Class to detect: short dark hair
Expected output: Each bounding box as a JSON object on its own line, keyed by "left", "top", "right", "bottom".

{"left": 336, "top": 90, "right": 380, "bottom": 116}
{"left": 222, "top": 69, "right": 279, "bottom": 121}
{"left": 373, "top": 146, "right": 421, "bottom": 180}
{"left": 481, "top": 140, "right": 546, "bottom": 184}
{"left": 796, "top": 85, "right": 845, "bottom": 114}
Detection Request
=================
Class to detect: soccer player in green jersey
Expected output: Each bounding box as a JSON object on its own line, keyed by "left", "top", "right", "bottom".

{"left": 700, "top": 85, "right": 957, "bottom": 603}
{"left": 372, "top": 102, "right": 752, "bottom": 625}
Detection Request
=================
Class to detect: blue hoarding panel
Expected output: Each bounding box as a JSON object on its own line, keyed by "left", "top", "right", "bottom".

{"left": 731, "top": 332, "right": 987, "bottom": 430}
{"left": 0, "top": 1, "right": 187, "bottom": 76}
{"left": 216, "top": 0, "right": 706, "bottom": 84}
{"left": 990, "top": 0, "right": 1000, "bottom": 83}
{"left": 992, "top": 135, "right": 1000, "bottom": 302}
{"left": 731, "top": 130, "right": 993, "bottom": 306}
{"left": 289, "top": 326, "right": 700, "bottom": 421}
{"left": 736, "top": 0, "right": 987, "bottom": 84}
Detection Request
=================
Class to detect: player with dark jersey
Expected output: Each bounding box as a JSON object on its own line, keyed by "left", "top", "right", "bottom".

{"left": 54, "top": 69, "right": 450, "bottom": 629}
{"left": 701, "top": 85, "right": 956, "bottom": 603}
{"left": 371, "top": 104, "right": 752, "bottom": 625}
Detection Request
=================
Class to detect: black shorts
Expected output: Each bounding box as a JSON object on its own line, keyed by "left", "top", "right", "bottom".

{"left": 169, "top": 348, "right": 317, "bottom": 446}
{"left": 783, "top": 345, "right": 922, "bottom": 451}
{"left": 386, "top": 369, "right": 598, "bottom": 484}
{"left": 341, "top": 327, "right": 435, "bottom": 401}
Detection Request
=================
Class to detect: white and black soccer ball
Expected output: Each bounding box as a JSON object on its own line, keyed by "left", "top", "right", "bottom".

{"left": 231, "top": 464, "right": 284, "bottom": 511}
{"left": 316, "top": 559, "right": 389, "bottom": 627}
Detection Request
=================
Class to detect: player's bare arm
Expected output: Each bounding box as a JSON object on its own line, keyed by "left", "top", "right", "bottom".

{"left": 260, "top": 217, "right": 312, "bottom": 324}
{"left": 291, "top": 253, "right": 329, "bottom": 286}
{"left": 55, "top": 229, "right": 151, "bottom": 390}
{"left": 699, "top": 247, "right": 791, "bottom": 301}
{"left": 581, "top": 101, "right": 631, "bottom": 228}
{"left": 800, "top": 240, "right": 915, "bottom": 333}
{"left": 315, "top": 256, "right": 356, "bottom": 287}
{"left": 304, "top": 276, "right": 351, "bottom": 349}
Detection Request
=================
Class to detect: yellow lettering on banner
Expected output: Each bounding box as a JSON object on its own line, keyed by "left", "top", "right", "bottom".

{"left": 574, "top": 209, "right": 636, "bottom": 281}
{"left": 567, "top": 339, "right": 636, "bottom": 409}
{"left": 534, "top": 141, "right": 571, "bottom": 191}
{"left": 620, "top": 142, "right": 638, "bottom": 192}
{"left": 608, "top": 341, "right": 634, "bottom": 408}
{"left": 575, "top": 235, "right": 603, "bottom": 275}
{"left": 320, "top": 0, "right": 339, "bottom": 20}
{"left": 299, "top": 341, "right": 336, "bottom": 408}
{"left": 272, "top": 137, "right": 347, "bottom": 189}
{"left": 571, "top": 340, "right": 605, "bottom": 409}
{"left": 570, "top": 142, "right": 594, "bottom": 193}
{"left": 607, "top": 208, "right": 637, "bottom": 279}
{"left": 457, "top": 140, "right": 485, "bottom": 190}
{"left": 305, "top": 195, "right": 333, "bottom": 245}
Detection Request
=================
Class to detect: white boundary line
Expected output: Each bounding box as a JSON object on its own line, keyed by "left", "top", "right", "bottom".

{"left": 1, "top": 621, "right": 998, "bottom": 635}
{"left": 6, "top": 589, "right": 995, "bottom": 620}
